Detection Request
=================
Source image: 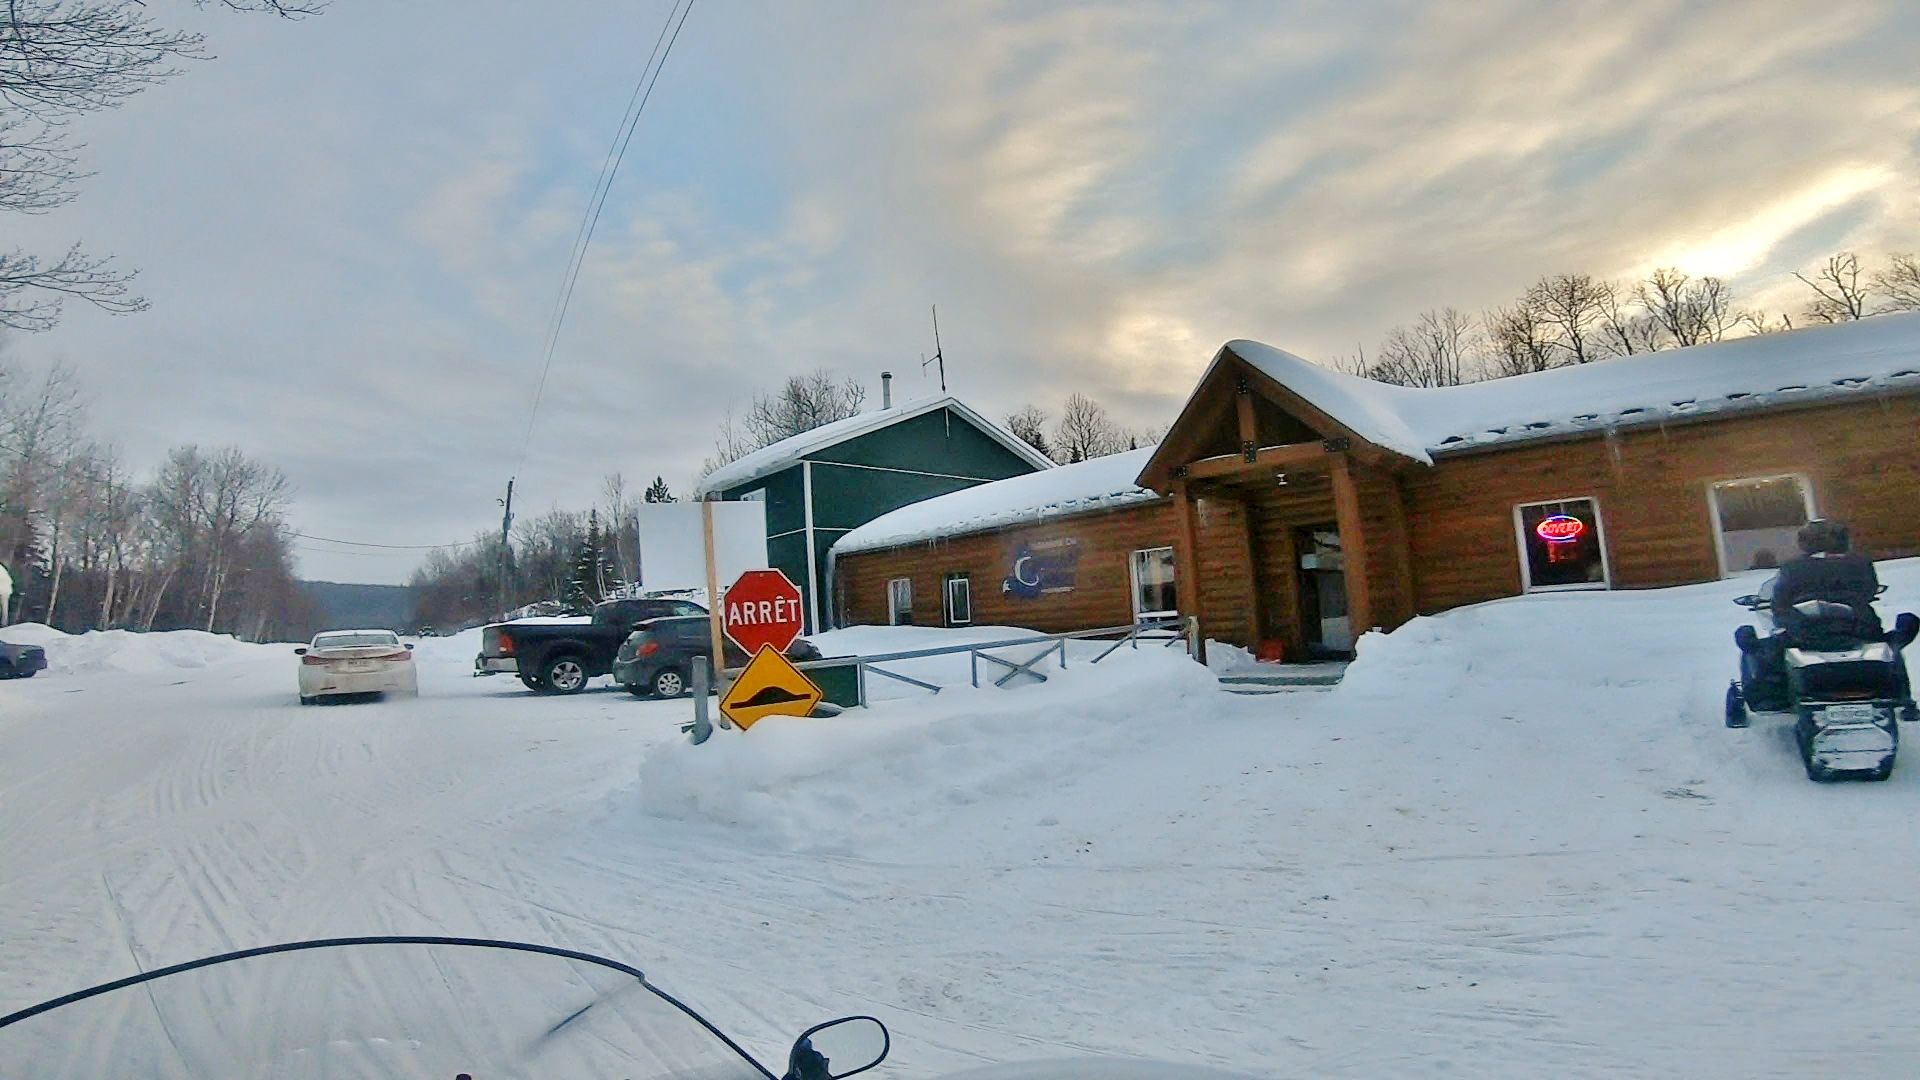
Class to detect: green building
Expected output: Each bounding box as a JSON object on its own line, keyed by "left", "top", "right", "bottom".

{"left": 694, "top": 394, "right": 1053, "bottom": 633}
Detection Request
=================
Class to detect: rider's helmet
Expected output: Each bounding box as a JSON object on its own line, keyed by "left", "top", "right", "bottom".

{"left": 1796, "top": 518, "right": 1850, "bottom": 555}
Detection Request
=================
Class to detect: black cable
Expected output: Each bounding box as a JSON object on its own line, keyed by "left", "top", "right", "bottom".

{"left": 515, "top": 0, "right": 698, "bottom": 474}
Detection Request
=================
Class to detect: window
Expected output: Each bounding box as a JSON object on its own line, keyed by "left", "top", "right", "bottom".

{"left": 1130, "top": 547, "right": 1178, "bottom": 620}
{"left": 887, "top": 577, "right": 914, "bottom": 626}
{"left": 1514, "top": 499, "right": 1610, "bottom": 591}
{"left": 944, "top": 574, "right": 973, "bottom": 626}
{"left": 1709, "top": 475, "right": 1814, "bottom": 576}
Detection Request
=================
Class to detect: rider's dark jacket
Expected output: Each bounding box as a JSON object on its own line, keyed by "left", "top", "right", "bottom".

{"left": 1771, "top": 551, "right": 1882, "bottom": 634}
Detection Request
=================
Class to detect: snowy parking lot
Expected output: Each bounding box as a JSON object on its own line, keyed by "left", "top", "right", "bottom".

{"left": 4, "top": 564, "right": 1920, "bottom": 1077}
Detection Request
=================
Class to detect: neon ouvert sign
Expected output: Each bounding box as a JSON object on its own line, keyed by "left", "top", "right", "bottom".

{"left": 1535, "top": 514, "right": 1586, "bottom": 544}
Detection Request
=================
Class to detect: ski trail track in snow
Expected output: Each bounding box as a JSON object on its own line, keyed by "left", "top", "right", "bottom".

{"left": 4, "top": 565, "right": 1920, "bottom": 1078}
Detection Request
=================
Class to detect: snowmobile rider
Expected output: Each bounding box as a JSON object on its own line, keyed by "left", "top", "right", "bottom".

{"left": 1738, "top": 519, "right": 1919, "bottom": 695}
{"left": 1770, "top": 519, "right": 1882, "bottom": 634}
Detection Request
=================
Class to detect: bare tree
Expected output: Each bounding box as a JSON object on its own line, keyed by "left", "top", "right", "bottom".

{"left": 1004, "top": 405, "right": 1051, "bottom": 459}
{"left": 1526, "top": 274, "right": 1609, "bottom": 365}
{"left": 706, "top": 369, "right": 867, "bottom": 471}
{"left": 1871, "top": 252, "right": 1920, "bottom": 312}
{"left": 1483, "top": 303, "right": 1556, "bottom": 378}
{"left": 1595, "top": 281, "right": 1662, "bottom": 355}
{"left": 1796, "top": 252, "right": 1872, "bottom": 323}
{"left": 1635, "top": 268, "right": 1738, "bottom": 348}
{"left": 0, "top": 1, "right": 321, "bottom": 331}
{"left": 1372, "top": 308, "right": 1478, "bottom": 387}
{"left": 1740, "top": 310, "right": 1794, "bottom": 335}
{"left": 1052, "top": 393, "right": 1130, "bottom": 463}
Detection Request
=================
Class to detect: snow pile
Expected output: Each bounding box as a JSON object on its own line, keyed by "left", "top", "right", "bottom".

{"left": 1233, "top": 312, "right": 1920, "bottom": 461}
{"left": 0, "top": 623, "right": 281, "bottom": 676}
{"left": 631, "top": 646, "right": 1218, "bottom": 850}
{"left": 835, "top": 448, "right": 1161, "bottom": 554}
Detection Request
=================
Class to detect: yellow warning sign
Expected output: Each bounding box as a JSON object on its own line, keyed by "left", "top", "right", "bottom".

{"left": 720, "top": 644, "right": 824, "bottom": 730}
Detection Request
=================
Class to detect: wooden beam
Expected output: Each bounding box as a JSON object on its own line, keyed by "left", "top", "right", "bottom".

{"left": 1328, "top": 454, "right": 1374, "bottom": 639}
{"left": 1236, "top": 383, "right": 1257, "bottom": 448}
{"left": 1378, "top": 473, "right": 1416, "bottom": 630}
{"left": 1185, "top": 441, "right": 1334, "bottom": 481}
{"left": 1171, "top": 479, "right": 1206, "bottom": 664}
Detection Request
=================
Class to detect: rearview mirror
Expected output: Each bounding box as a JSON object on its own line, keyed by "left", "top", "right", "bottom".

{"left": 294, "top": 647, "right": 307, "bottom": 655}
{"left": 1733, "top": 594, "right": 1761, "bottom": 609}
{"left": 784, "top": 1016, "right": 888, "bottom": 1080}
{"left": 404, "top": 643, "right": 414, "bottom": 650}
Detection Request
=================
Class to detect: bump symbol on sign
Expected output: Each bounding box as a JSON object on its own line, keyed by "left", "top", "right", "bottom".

{"left": 720, "top": 645, "right": 824, "bottom": 730}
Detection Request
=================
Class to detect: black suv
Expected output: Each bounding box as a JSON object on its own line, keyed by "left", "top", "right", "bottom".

{"left": 613, "top": 616, "right": 822, "bottom": 698}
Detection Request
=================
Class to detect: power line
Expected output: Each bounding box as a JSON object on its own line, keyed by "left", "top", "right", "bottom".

{"left": 515, "top": 0, "right": 699, "bottom": 474}
{"left": 290, "top": 532, "right": 479, "bottom": 551}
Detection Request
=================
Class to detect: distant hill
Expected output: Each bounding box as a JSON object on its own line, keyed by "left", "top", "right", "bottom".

{"left": 299, "top": 581, "right": 420, "bottom": 636}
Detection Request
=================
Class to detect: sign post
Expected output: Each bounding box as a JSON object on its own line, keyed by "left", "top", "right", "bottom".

{"left": 701, "top": 500, "right": 732, "bottom": 715}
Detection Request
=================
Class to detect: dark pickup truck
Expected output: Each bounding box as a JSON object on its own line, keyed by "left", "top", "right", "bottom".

{"left": 475, "top": 597, "right": 708, "bottom": 694}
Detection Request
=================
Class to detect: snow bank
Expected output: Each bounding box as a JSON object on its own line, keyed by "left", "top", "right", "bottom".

{"left": 630, "top": 646, "right": 1218, "bottom": 851}
{"left": 0, "top": 623, "right": 280, "bottom": 676}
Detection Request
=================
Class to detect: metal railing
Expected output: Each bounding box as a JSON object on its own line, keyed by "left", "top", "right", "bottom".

{"left": 795, "top": 616, "right": 1195, "bottom": 698}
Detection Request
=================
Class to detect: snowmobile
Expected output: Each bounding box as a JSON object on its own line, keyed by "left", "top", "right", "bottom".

{"left": 1726, "top": 582, "right": 1919, "bottom": 782}
{"left": 0, "top": 935, "right": 1254, "bottom": 1079}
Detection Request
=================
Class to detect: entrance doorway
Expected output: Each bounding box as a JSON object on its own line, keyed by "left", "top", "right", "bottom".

{"left": 1293, "top": 523, "right": 1352, "bottom": 656}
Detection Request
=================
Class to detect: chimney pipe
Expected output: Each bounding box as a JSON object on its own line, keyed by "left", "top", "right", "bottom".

{"left": 881, "top": 371, "right": 893, "bottom": 408}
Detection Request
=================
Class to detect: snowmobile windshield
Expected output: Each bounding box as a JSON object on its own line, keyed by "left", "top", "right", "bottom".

{"left": 0, "top": 937, "right": 775, "bottom": 1080}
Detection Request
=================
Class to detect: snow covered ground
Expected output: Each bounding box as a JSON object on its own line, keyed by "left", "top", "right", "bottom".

{"left": 3, "top": 563, "right": 1920, "bottom": 1077}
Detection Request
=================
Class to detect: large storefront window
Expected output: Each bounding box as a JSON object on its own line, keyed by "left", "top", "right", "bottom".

{"left": 1709, "top": 475, "right": 1814, "bottom": 575}
{"left": 1130, "top": 547, "right": 1178, "bottom": 620}
{"left": 1514, "top": 499, "right": 1609, "bottom": 592}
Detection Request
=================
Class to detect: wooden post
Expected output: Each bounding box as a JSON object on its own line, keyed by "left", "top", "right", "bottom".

{"left": 1378, "top": 474, "right": 1416, "bottom": 629}
{"left": 1328, "top": 454, "right": 1374, "bottom": 638}
{"left": 1171, "top": 478, "right": 1207, "bottom": 664}
{"left": 702, "top": 498, "right": 732, "bottom": 704}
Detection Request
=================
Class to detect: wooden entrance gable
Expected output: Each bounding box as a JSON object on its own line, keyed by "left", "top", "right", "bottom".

{"left": 1137, "top": 344, "right": 1424, "bottom": 655}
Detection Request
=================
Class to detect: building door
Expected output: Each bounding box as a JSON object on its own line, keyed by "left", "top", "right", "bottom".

{"left": 1293, "top": 523, "right": 1352, "bottom": 655}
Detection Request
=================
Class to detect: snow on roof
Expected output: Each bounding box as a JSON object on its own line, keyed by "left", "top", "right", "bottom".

{"left": 1231, "top": 312, "right": 1920, "bottom": 465}
{"left": 834, "top": 446, "right": 1161, "bottom": 556}
{"left": 694, "top": 396, "right": 1054, "bottom": 496}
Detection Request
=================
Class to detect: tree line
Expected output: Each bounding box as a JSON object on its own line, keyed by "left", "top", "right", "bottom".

{"left": 1337, "top": 251, "right": 1920, "bottom": 388}
{"left": 0, "top": 358, "right": 312, "bottom": 638}
{"left": 408, "top": 472, "right": 676, "bottom": 632}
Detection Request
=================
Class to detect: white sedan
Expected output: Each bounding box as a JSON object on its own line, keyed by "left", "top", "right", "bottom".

{"left": 296, "top": 630, "right": 419, "bottom": 704}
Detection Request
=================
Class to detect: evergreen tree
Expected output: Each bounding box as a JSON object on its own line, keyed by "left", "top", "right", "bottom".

{"left": 564, "top": 510, "right": 622, "bottom": 611}
{"left": 643, "top": 475, "right": 675, "bottom": 503}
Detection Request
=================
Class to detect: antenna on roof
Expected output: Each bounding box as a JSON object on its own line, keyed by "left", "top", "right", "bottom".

{"left": 921, "top": 304, "right": 947, "bottom": 394}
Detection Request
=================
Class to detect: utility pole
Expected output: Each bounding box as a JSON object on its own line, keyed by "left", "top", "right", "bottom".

{"left": 497, "top": 478, "right": 515, "bottom": 618}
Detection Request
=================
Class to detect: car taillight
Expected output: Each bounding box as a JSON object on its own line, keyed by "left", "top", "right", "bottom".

{"left": 498, "top": 632, "right": 515, "bottom": 655}
{"left": 638, "top": 641, "right": 661, "bottom": 658}
{"left": 302, "top": 654, "right": 330, "bottom": 666}
{"left": 379, "top": 650, "right": 412, "bottom": 662}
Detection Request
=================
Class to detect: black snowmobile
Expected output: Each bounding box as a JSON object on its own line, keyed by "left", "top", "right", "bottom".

{"left": 1726, "top": 581, "right": 1919, "bottom": 782}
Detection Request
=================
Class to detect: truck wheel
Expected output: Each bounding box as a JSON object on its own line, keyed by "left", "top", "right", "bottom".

{"left": 543, "top": 654, "right": 590, "bottom": 695}
{"left": 652, "top": 667, "right": 688, "bottom": 699}
{"left": 1724, "top": 682, "right": 1748, "bottom": 728}
{"left": 519, "top": 673, "right": 548, "bottom": 692}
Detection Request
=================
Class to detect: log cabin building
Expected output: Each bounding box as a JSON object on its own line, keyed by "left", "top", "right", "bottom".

{"left": 831, "top": 314, "right": 1920, "bottom": 659}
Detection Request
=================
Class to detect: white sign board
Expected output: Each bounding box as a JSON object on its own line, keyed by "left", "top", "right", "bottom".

{"left": 634, "top": 502, "right": 768, "bottom": 594}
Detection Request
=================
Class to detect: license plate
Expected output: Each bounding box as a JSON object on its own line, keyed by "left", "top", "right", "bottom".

{"left": 338, "top": 661, "right": 378, "bottom": 673}
{"left": 1819, "top": 703, "right": 1879, "bottom": 725}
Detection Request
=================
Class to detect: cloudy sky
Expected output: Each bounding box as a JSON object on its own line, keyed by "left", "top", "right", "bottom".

{"left": 9, "top": 0, "right": 1918, "bottom": 584}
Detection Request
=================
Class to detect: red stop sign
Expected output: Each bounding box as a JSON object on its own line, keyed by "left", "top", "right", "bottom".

{"left": 722, "top": 569, "right": 805, "bottom": 654}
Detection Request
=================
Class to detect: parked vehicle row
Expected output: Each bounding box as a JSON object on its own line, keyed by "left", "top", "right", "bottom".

{"left": 474, "top": 597, "right": 710, "bottom": 693}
